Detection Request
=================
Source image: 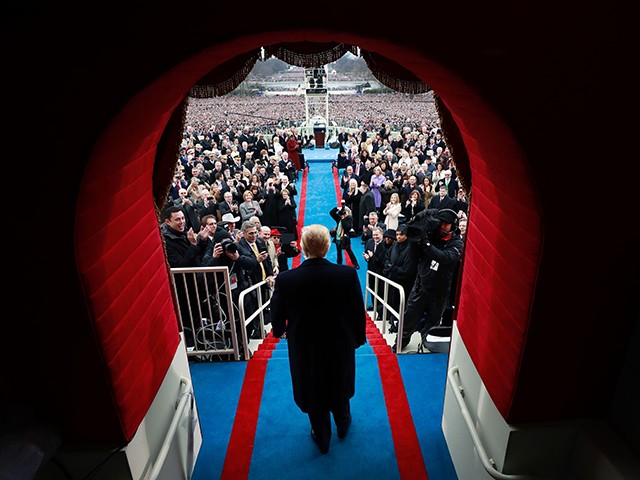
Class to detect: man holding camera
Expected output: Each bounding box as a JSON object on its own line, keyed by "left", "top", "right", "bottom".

{"left": 329, "top": 201, "right": 360, "bottom": 270}
{"left": 392, "top": 208, "right": 463, "bottom": 353}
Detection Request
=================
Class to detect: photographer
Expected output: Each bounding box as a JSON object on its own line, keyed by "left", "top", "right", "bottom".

{"left": 201, "top": 229, "right": 256, "bottom": 354}
{"left": 330, "top": 202, "right": 360, "bottom": 269}
{"left": 392, "top": 208, "right": 464, "bottom": 352}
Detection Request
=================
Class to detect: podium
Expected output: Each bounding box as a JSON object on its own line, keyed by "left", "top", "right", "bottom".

{"left": 313, "top": 123, "right": 326, "bottom": 149}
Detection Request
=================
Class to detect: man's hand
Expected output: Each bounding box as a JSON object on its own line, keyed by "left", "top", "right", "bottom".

{"left": 187, "top": 228, "right": 197, "bottom": 245}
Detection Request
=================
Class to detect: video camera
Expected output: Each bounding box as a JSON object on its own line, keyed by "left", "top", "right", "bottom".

{"left": 406, "top": 209, "right": 442, "bottom": 242}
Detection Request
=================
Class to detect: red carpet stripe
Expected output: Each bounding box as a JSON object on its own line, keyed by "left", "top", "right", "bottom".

{"left": 365, "top": 315, "right": 429, "bottom": 479}
{"left": 291, "top": 166, "right": 308, "bottom": 269}
{"left": 221, "top": 168, "right": 309, "bottom": 478}
{"left": 220, "top": 357, "right": 269, "bottom": 480}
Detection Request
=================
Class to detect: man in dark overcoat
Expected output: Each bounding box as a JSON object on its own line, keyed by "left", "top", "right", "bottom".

{"left": 270, "top": 224, "right": 367, "bottom": 454}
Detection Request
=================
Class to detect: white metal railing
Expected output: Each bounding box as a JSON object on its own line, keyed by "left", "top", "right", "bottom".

{"left": 146, "top": 377, "right": 195, "bottom": 480}
{"left": 170, "top": 266, "right": 240, "bottom": 361}
{"left": 238, "top": 279, "right": 272, "bottom": 360}
{"left": 364, "top": 270, "right": 405, "bottom": 351}
{"left": 447, "top": 366, "right": 540, "bottom": 480}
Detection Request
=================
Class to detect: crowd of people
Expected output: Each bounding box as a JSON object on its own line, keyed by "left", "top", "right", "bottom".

{"left": 161, "top": 91, "right": 469, "bottom": 356}
{"left": 185, "top": 92, "right": 438, "bottom": 136}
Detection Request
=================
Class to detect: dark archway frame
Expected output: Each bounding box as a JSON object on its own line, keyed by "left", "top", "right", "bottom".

{"left": 76, "top": 30, "right": 542, "bottom": 441}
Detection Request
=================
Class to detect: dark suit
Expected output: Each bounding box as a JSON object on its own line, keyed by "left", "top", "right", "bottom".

{"left": 236, "top": 237, "right": 275, "bottom": 336}
{"left": 271, "top": 257, "right": 367, "bottom": 452}
{"left": 428, "top": 194, "right": 456, "bottom": 210}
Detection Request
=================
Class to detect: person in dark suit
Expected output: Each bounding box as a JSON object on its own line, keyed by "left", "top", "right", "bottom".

{"left": 428, "top": 184, "right": 457, "bottom": 210}
{"left": 363, "top": 226, "right": 389, "bottom": 312}
{"left": 235, "top": 220, "right": 275, "bottom": 338}
{"left": 438, "top": 169, "right": 459, "bottom": 198}
{"left": 270, "top": 224, "right": 367, "bottom": 454}
{"left": 382, "top": 224, "right": 419, "bottom": 332}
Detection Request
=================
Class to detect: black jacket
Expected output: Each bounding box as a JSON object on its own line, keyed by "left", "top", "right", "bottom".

{"left": 270, "top": 258, "right": 366, "bottom": 412}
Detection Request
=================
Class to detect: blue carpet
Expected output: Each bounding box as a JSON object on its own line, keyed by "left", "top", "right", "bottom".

{"left": 190, "top": 361, "right": 247, "bottom": 480}
{"left": 397, "top": 354, "right": 458, "bottom": 479}
{"left": 250, "top": 340, "right": 400, "bottom": 480}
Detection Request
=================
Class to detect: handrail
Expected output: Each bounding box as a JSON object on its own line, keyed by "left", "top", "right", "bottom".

{"left": 146, "top": 377, "right": 195, "bottom": 480}
{"left": 447, "top": 366, "right": 539, "bottom": 480}
{"left": 364, "top": 270, "right": 405, "bottom": 349}
{"left": 238, "top": 279, "right": 271, "bottom": 360}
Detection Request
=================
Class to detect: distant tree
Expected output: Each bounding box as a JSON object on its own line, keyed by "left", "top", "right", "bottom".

{"left": 247, "top": 57, "right": 290, "bottom": 79}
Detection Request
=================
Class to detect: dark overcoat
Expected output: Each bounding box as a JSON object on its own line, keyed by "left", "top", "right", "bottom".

{"left": 270, "top": 258, "right": 367, "bottom": 412}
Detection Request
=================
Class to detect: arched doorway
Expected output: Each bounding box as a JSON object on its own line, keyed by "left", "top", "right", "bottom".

{"left": 75, "top": 30, "right": 542, "bottom": 441}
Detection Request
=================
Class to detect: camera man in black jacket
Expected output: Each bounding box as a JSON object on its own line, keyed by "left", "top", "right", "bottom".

{"left": 392, "top": 208, "right": 464, "bottom": 352}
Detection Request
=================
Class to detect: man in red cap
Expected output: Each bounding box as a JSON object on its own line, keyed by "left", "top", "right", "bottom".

{"left": 271, "top": 227, "right": 300, "bottom": 273}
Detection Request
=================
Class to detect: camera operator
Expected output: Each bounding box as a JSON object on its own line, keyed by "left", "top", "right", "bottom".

{"left": 392, "top": 208, "right": 463, "bottom": 353}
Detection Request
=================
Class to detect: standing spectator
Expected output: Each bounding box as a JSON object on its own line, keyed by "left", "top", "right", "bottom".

{"left": 220, "top": 213, "right": 241, "bottom": 241}
{"left": 286, "top": 130, "right": 302, "bottom": 172}
{"left": 160, "top": 206, "right": 212, "bottom": 341}
{"left": 340, "top": 166, "right": 359, "bottom": 200}
{"left": 453, "top": 187, "right": 469, "bottom": 217}
{"left": 260, "top": 178, "right": 280, "bottom": 228}
{"left": 270, "top": 227, "right": 300, "bottom": 273}
{"left": 357, "top": 182, "right": 375, "bottom": 235}
{"left": 361, "top": 211, "right": 386, "bottom": 246}
{"left": 382, "top": 192, "right": 403, "bottom": 230}
{"left": 379, "top": 180, "right": 399, "bottom": 215}
{"left": 419, "top": 175, "right": 436, "bottom": 206}
{"left": 360, "top": 159, "right": 375, "bottom": 186}
{"left": 431, "top": 162, "right": 446, "bottom": 187}
{"left": 362, "top": 226, "right": 388, "bottom": 311}
{"left": 259, "top": 226, "right": 278, "bottom": 276}
{"left": 428, "top": 184, "right": 457, "bottom": 210}
{"left": 402, "top": 189, "right": 426, "bottom": 221}
{"left": 235, "top": 220, "right": 275, "bottom": 339}
{"left": 382, "top": 224, "right": 419, "bottom": 332}
{"left": 219, "top": 190, "right": 240, "bottom": 218}
{"left": 272, "top": 135, "right": 283, "bottom": 157}
{"left": 239, "top": 189, "right": 263, "bottom": 223}
{"left": 343, "top": 178, "right": 362, "bottom": 233}
{"left": 270, "top": 224, "right": 367, "bottom": 455}
{"left": 439, "top": 170, "right": 459, "bottom": 198}
{"left": 369, "top": 165, "right": 386, "bottom": 214}
{"left": 279, "top": 175, "right": 298, "bottom": 199}
{"left": 277, "top": 188, "right": 298, "bottom": 240}
{"left": 174, "top": 188, "right": 201, "bottom": 234}
{"left": 400, "top": 174, "right": 421, "bottom": 204}
{"left": 196, "top": 188, "right": 220, "bottom": 221}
